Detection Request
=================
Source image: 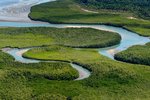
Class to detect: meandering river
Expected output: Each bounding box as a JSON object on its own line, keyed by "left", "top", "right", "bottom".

{"left": 0, "top": 0, "right": 150, "bottom": 80}
{"left": 2, "top": 47, "right": 91, "bottom": 80}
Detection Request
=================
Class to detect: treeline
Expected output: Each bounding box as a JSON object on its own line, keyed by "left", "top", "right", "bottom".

{"left": 76, "top": 0, "right": 150, "bottom": 19}
{"left": 114, "top": 43, "right": 150, "bottom": 66}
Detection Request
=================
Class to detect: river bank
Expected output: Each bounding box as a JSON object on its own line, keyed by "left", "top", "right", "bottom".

{"left": 2, "top": 47, "right": 91, "bottom": 80}
{"left": 0, "top": 0, "right": 54, "bottom": 22}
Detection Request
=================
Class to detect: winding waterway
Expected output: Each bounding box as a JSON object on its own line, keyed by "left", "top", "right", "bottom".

{"left": 2, "top": 47, "right": 91, "bottom": 80}
{"left": 1, "top": 23, "right": 149, "bottom": 59}
{"left": 0, "top": 0, "right": 150, "bottom": 80}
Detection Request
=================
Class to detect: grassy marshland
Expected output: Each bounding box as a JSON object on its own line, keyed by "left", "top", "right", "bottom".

{"left": 0, "top": 51, "right": 78, "bottom": 99}
{"left": 29, "top": 0, "right": 150, "bottom": 36}
{"left": 115, "top": 43, "right": 150, "bottom": 66}
{"left": 0, "top": 27, "right": 125, "bottom": 99}
{"left": 0, "top": 27, "right": 121, "bottom": 48}
{"left": 22, "top": 45, "right": 150, "bottom": 99}
{"left": 0, "top": 51, "right": 78, "bottom": 80}
{"left": 0, "top": 27, "right": 149, "bottom": 99}
{"left": 0, "top": 0, "right": 149, "bottom": 98}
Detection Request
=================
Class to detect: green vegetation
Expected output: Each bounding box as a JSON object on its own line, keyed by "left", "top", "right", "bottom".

{"left": 21, "top": 45, "right": 150, "bottom": 99}
{"left": 76, "top": 0, "right": 150, "bottom": 19}
{"left": 0, "top": 51, "right": 78, "bottom": 80}
{"left": 0, "top": 26, "right": 149, "bottom": 99}
{"left": 115, "top": 43, "right": 150, "bottom": 66}
{"left": 0, "top": 50, "right": 14, "bottom": 62}
{"left": 0, "top": 27, "right": 131, "bottom": 99}
{"left": 0, "top": 50, "right": 78, "bottom": 99}
{"left": 0, "top": 2, "right": 149, "bottom": 98}
{"left": 0, "top": 27, "right": 121, "bottom": 48}
{"left": 23, "top": 45, "right": 100, "bottom": 62}
{"left": 29, "top": 0, "right": 150, "bottom": 36}
{"left": 0, "top": 26, "right": 148, "bottom": 99}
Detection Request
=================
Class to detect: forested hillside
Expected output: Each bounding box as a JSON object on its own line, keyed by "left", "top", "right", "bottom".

{"left": 76, "top": 0, "right": 150, "bottom": 19}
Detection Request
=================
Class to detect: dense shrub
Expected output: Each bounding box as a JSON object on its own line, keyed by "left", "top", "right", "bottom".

{"left": 115, "top": 43, "right": 150, "bottom": 66}
{"left": 76, "top": 0, "right": 150, "bottom": 19}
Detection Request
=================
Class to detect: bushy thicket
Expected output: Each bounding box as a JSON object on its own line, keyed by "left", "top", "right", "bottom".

{"left": 115, "top": 43, "right": 150, "bottom": 66}
{"left": 77, "top": 0, "right": 150, "bottom": 19}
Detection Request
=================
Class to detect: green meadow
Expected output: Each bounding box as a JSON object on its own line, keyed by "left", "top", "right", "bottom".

{"left": 0, "top": 27, "right": 120, "bottom": 48}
